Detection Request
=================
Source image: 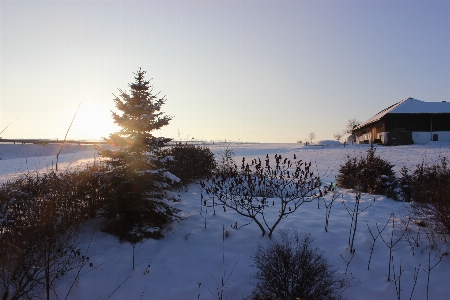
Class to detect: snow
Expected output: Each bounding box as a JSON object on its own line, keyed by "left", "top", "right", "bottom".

{"left": 0, "top": 145, "right": 104, "bottom": 182}
{"left": 1, "top": 143, "right": 450, "bottom": 299}
{"left": 164, "top": 171, "right": 180, "bottom": 183}
{"left": 0, "top": 143, "right": 98, "bottom": 160}
{"left": 312, "top": 140, "right": 343, "bottom": 146}
{"left": 358, "top": 97, "right": 450, "bottom": 129}
{"left": 390, "top": 98, "right": 450, "bottom": 114}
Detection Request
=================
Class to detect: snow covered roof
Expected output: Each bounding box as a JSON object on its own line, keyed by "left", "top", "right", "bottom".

{"left": 357, "top": 97, "right": 450, "bottom": 129}
{"left": 312, "top": 140, "right": 342, "bottom": 146}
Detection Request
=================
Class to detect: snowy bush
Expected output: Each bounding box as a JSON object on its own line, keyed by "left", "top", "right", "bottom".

{"left": 337, "top": 145, "right": 397, "bottom": 197}
{"left": 249, "top": 230, "right": 348, "bottom": 300}
{"left": 161, "top": 142, "right": 216, "bottom": 184}
{"left": 395, "top": 165, "right": 414, "bottom": 202}
{"left": 0, "top": 166, "right": 105, "bottom": 300}
{"left": 404, "top": 156, "right": 450, "bottom": 235}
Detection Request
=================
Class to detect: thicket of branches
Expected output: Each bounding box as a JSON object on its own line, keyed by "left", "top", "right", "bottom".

{"left": 337, "top": 146, "right": 450, "bottom": 241}
{"left": 202, "top": 154, "right": 323, "bottom": 238}
{"left": 0, "top": 165, "right": 106, "bottom": 300}
{"left": 249, "top": 230, "right": 348, "bottom": 300}
{"left": 401, "top": 156, "right": 450, "bottom": 235}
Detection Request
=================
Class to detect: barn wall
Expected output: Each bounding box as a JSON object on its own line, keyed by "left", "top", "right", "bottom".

{"left": 354, "top": 113, "right": 450, "bottom": 144}
{"left": 354, "top": 120, "right": 385, "bottom": 143}
{"left": 413, "top": 131, "right": 450, "bottom": 144}
{"left": 385, "top": 114, "right": 450, "bottom": 131}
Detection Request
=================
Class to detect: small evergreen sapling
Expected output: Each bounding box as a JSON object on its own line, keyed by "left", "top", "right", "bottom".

{"left": 337, "top": 146, "right": 397, "bottom": 197}
{"left": 99, "top": 68, "right": 179, "bottom": 241}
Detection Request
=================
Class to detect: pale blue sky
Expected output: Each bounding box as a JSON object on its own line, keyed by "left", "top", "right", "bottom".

{"left": 1, "top": 0, "right": 450, "bottom": 142}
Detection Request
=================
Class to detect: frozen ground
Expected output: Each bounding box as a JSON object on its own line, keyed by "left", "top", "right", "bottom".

{"left": 0, "top": 144, "right": 104, "bottom": 182}
{"left": 1, "top": 142, "right": 449, "bottom": 299}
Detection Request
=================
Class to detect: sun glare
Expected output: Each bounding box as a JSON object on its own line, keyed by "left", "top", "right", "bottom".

{"left": 62, "top": 101, "right": 116, "bottom": 140}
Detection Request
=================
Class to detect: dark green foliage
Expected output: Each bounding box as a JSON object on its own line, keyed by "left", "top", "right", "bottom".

{"left": 98, "top": 168, "right": 177, "bottom": 241}
{"left": 336, "top": 155, "right": 359, "bottom": 189}
{"left": 162, "top": 142, "right": 216, "bottom": 184}
{"left": 249, "top": 230, "right": 348, "bottom": 300}
{"left": 98, "top": 69, "right": 178, "bottom": 242}
{"left": 0, "top": 165, "right": 106, "bottom": 300}
{"left": 407, "top": 157, "right": 450, "bottom": 203}
{"left": 396, "top": 165, "right": 413, "bottom": 202}
{"left": 403, "top": 157, "right": 450, "bottom": 234}
{"left": 337, "top": 146, "right": 397, "bottom": 197}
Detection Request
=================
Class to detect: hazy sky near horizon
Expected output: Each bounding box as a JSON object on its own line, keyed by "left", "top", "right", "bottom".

{"left": 1, "top": 0, "right": 450, "bottom": 142}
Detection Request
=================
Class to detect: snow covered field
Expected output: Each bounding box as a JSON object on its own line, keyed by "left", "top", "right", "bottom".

{"left": 0, "top": 144, "right": 102, "bottom": 182}
{"left": 1, "top": 142, "right": 449, "bottom": 299}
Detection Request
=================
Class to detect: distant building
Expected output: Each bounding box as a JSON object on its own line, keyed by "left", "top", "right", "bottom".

{"left": 353, "top": 97, "right": 450, "bottom": 145}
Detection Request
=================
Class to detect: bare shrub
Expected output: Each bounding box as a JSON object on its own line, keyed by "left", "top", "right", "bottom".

{"left": 343, "top": 193, "right": 375, "bottom": 253}
{"left": 333, "top": 132, "right": 343, "bottom": 142}
{"left": 344, "top": 119, "right": 361, "bottom": 135}
{"left": 308, "top": 132, "right": 316, "bottom": 144}
{"left": 0, "top": 166, "right": 105, "bottom": 300}
{"left": 215, "top": 142, "right": 236, "bottom": 174}
{"left": 201, "top": 154, "right": 322, "bottom": 238}
{"left": 249, "top": 230, "right": 348, "bottom": 300}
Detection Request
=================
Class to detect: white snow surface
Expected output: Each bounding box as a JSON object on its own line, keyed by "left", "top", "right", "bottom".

{"left": 1, "top": 142, "right": 450, "bottom": 299}
{"left": 358, "top": 97, "right": 450, "bottom": 129}
{"left": 312, "top": 140, "right": 343, "bottom": 146}
{"left": 390, "top": 98, "right": 450, "bottom": 114}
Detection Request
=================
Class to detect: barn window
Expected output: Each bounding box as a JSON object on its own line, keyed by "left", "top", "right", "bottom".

{"left": 433, "top": 134, "right": 439, "bottom": 141}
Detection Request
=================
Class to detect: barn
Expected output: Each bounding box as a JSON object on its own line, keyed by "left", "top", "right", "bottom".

{"left": 353, "top": 97, "right": 450, "bottom": 145}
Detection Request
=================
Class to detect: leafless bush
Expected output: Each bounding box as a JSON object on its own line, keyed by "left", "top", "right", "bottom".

{"left": 333, "top": 132, "right": 343, "bottom": 142}
{"left": 322, "top": 185, "right": 341, "bottom": 232}
{"left": 0, "top": 165, "right": 106, "bottom": 300}
{"left": 378, "top": 213, "right": 410, "bottom": 281}
{"left": 344, "top": 119, "right": 361, "bottom": 135}
{"left": 342, "top": 194, "right": 375, "bottom": 253}
{"left": 215, "top": 142, "right": 236, "bottom": 174}
{"left": 249, "top": 230, "right": 348, "bottom": 300}
{"left": 308, "top": 132, "right": 316, "bottom": 144}
{"left": 201, "top": 154, "right": 322, "bottom": 238}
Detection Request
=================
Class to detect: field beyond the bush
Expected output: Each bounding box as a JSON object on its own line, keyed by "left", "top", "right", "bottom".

{"left": 1, "top": 142, "right": 449, "bottom": 299}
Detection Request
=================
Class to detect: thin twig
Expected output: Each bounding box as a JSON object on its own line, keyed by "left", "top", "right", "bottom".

{"left": 56, "top": 103, "right": 81, "bottom": 171}
{"left": 424, "top": 252, "right": 445, "bottom": 300}
{"left": 0, "top": 117, "right": 18, "bottom": 135}
{"left": 106, "top": 275, "right": 132, "bottom": 299}
{"left": 340, "top": 251, "right": 355, "bottom": 274}
{"left": 410, "top": 265, "right": 420, "bottom": 300}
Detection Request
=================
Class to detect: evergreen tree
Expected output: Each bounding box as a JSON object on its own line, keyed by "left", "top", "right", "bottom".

{"left": 99, "top": 68, "right": 179, "bottom": 241}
